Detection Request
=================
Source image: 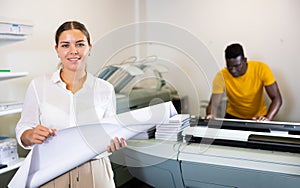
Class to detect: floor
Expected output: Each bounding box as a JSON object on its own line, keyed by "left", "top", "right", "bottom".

{"left": 119, "top": 178, "right": 154, "bottom": 188}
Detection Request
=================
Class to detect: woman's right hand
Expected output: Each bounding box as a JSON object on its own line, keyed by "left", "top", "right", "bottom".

{"left": 21, "top": 125, "right": 56, "bottom": 147}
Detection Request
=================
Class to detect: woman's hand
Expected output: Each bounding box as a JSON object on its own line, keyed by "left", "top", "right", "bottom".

{"left": 106, "top": 137, "right": 127, "bottom": 153}
{"left": 21, "top": 125, "right": 56, "bottom": 147}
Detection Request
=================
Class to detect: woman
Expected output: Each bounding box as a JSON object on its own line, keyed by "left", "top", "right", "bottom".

{"left": 15, "top": 21, "right": 125, "bottom": 187}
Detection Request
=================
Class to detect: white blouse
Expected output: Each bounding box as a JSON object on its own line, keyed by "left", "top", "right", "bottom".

{"left": 15, "top": 69, "right": 116, "bottom": 149}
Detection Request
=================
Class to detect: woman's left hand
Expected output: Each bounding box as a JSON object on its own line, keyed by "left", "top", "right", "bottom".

{"left": 106, "top": 137, "right": 127, "bottom": 153}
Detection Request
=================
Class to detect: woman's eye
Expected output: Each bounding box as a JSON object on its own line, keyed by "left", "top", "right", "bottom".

{"left": 61, "top": 44, "right": 69, "bottom": 48}
{"left": 76, "top": 43, "right": 85, "bottom": 47}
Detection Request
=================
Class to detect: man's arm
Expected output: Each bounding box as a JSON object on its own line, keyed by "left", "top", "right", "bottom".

{"left": 205, "top": 93, "right": 223, "bottom": 119}
{"left": 264, "top": 81, "right": 282, "bottom": 120}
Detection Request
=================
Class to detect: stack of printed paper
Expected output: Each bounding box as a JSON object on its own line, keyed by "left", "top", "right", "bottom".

{"left": 155, "top": 114, "right": 191, "bottom": 141}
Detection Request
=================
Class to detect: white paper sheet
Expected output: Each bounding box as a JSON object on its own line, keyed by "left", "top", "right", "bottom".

{"left": 8, "top": 101, "right": 177, "bottom": 188}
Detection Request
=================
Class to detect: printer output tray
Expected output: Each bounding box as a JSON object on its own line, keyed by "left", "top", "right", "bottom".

{"left": 184, "top": 118, "right": 300, "bottom": 153}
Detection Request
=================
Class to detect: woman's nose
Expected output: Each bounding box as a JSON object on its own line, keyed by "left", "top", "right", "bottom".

{"left": 69, "top": 45, "right": 78, "bottom": 54}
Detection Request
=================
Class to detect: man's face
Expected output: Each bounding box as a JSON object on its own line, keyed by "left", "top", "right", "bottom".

{"left": 226, "top": 56, "right": 247, "bottom": 77}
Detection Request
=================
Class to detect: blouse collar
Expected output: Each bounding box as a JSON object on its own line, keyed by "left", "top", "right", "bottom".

{"left": 51, "top": 68, "right": 94, "bottom": 89}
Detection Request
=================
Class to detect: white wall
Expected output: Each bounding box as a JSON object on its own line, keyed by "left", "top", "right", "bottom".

{"left": 0, "top": 0, "right": 137, "bottom": 136}
{"left": 141, "top": 0, "right": 300, "bottom": 121}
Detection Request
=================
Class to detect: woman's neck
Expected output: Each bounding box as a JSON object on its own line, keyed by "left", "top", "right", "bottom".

{"left": 60, "top": 69, "right": 87, "bottom": 93}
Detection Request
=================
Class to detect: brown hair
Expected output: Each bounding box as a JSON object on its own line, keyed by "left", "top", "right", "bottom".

{"left": 55, "top": 21, "right": 91, "bottom": 46}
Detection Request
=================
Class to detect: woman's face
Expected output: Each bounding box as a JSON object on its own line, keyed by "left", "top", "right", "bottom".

{"left": 55, "top": 29, "right": 91, "bottom": 72}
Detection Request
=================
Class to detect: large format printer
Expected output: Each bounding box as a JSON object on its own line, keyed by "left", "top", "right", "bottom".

{"left": 96, "top": 56, "right": 184, "bottom": 186}
{"left": 96, "top": 56, "right": 178, "bottom": 114}
{"left": 111, "top": 118, "right": 300, "bottom": 188}
{"left": 96, "top": 56, "right": 300, "bottom": 187}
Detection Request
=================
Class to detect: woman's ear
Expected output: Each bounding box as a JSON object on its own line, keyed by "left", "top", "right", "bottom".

{"left": 55, "top": 45, "right": 59, "bottom": 56}
{"left": 88, "top": 44, "right": 92, "bottom": 56}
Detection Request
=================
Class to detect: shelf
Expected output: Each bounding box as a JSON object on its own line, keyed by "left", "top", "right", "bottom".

{"left": 0, "top": 21, "right": 33, "bottom": 45}
{"left": 0, "top": 72, "right": 28, "bottom": 81}
{"left": 0, "top": 157, "right": 24, "bottom": 175}
{"left": 0, "top": 20, "right": 31, "bottom": 178}
{"left": 0, "top": 21, "right": 33, "bottom": 36}
{"left": 0, "top": 102, "right": 23, "bottom": 116}
{"left": 0, "top": 34, "right": 27, "bottom": 41}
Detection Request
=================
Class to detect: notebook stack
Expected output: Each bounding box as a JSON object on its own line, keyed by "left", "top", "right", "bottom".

{"left": 155, "top": 114, "right": 191, "bottom": 141}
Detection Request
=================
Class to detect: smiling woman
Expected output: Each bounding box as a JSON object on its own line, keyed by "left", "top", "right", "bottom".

{"left": 55, "top": 22, "right": 92, "bottom": 93}
{"left": 12, "top": 21, "right": 127, "bottom": 188}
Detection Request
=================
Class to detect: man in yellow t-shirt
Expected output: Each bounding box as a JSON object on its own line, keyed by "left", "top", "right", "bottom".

{"left": 206, "top": 43, "right": 282, "bottom": 121}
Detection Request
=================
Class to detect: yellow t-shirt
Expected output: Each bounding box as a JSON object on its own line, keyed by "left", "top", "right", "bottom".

{"left": 212, "top": 61, "right": 275, "bottom": 119}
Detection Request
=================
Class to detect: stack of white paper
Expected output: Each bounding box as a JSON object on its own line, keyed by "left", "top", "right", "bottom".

{"left": 155, "top": 114, "right": 191, "bottom": 141}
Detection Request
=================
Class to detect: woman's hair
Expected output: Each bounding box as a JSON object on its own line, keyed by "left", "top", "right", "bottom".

{"left": 55, "top": 21, "right": 91, "bottom": 46}
{"left": 225, "top": 43, "right": 244, "bottom": 59}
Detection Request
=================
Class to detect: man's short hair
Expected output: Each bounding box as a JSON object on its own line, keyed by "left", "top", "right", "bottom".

{"left": 225, "top": 43, "right": 245, "bottom": 59}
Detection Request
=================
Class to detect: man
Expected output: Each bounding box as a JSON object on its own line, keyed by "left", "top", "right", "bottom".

{"left": 206, "top": 43, "right": 282, "bottom": 121}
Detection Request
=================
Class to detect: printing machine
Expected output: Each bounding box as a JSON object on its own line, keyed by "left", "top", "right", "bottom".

{"left": 180, "top": 118, "right": 300, "bottom": 188}
{"left": 184, "top": 118, "right": 300, "bottom": 153}
{"left": 96, "top": 57, "right": 184, "bottom": 186}
{"left": 96, "top": 57, "right": 300, "bottom": 187}
{"left": 96, "top": 56, "right": 174, "bottom": 114}
{"left": 112, "top": 118, "right": 300, "bottom": 188}
{"left": 115, "top": 88, "right": 171, "bottom": 114}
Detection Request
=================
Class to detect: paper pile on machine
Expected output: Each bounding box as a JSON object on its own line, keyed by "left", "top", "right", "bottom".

{"left": 155, "top": 114, "right": 191, "bottom": 141}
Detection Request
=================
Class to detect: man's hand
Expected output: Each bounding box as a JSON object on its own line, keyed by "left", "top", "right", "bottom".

{"left": 252, "top": 116, "right": 270, "bottom": 121}
{"left": 205, "top": 114, "right": 216, "bottom": 120}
